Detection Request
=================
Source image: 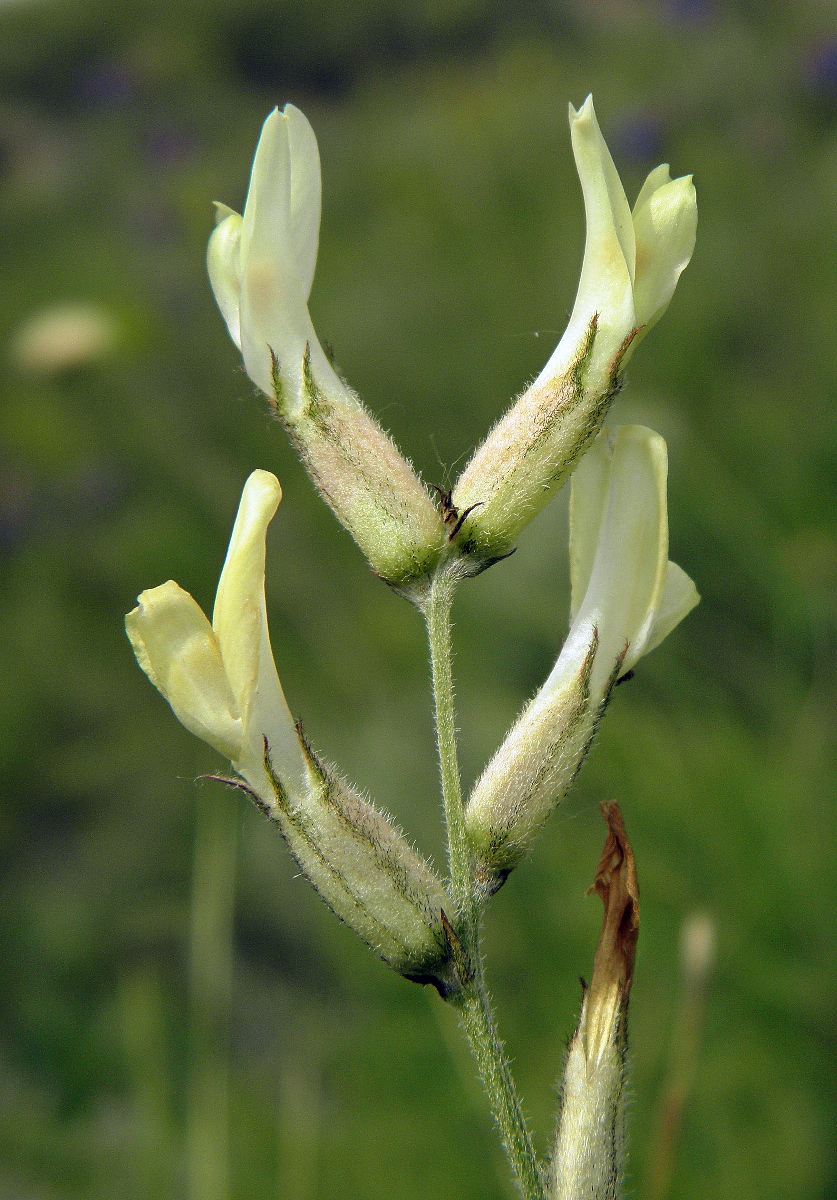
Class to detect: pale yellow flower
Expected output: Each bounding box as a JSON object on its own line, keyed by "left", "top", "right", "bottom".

{"left": 126, "top": 470, "right": 307, "bottom": 801}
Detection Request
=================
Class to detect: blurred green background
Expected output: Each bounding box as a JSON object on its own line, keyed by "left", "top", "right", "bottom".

{"left": 1, "top": 0, "right": 836, "bottom": 1197}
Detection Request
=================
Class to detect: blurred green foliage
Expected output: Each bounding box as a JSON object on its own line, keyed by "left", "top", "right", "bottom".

{"left": 1, "top": 0, "right": 836, "bottom": 1197}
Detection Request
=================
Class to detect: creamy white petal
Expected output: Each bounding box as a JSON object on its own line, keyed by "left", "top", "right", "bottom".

{"left": 632, "top": 162, "right": 672, "bottom": 216}
{"left": 551, "top": 426, "right": 669, "bottom": 699}
{"left": 207, "top": 206, "right": 243, "bottom": 349}
{"left": 212, "top": 470, "right": 306, "bottom": 795}
{"left": 239, "top": 108, "right": 292, "bottom": 269}
{"left": 534, "top": 97, "right": 636, "bottom": 390}
{"left": 285, "top": 104, "right": 322, "bottom": 303}
{"left": 237, "top": 108, "right": 320, "bottom": 399}
{"left": 578, "top": 426, "right": 668, "bottom": 682}
{"left": 565, "top": 426, "right": 699, "bottom": 696}
{"left": 568, "top": 433, "right": 612, "bottom": 624}
{"left": 126, "top": 581, "right": 242, "bottom": 760}
{"left": 573, "top": 95, "right": 635, "bottom": 279}
{"left": 632, "top": 173, "right": 697, "bottom": 330}
{"left": 642, "top": 560, "right": 699, "bottom": 658}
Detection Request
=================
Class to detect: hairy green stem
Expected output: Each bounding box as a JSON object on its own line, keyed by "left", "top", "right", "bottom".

{"left": 424, "top": 569, "right": 545, "bottom": 1200}
{"left": 424, "top": 570, "right": 475, "bottom": 936}
{"left": 453, "top": 983, "right": 546, "bottom": 1200}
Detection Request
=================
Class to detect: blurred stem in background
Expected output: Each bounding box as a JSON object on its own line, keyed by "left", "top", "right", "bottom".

{"left": 644, "top": 911, "right": 716, "bottom": 1200}
{"left": 187, "top": 786, "right": 238, "bottom": 1200}
{"left": 276, "top": 1009, "right": 324, "bottom": 1200}
{"left": 118, "top": 967, "right": 175, "bottom": 1199}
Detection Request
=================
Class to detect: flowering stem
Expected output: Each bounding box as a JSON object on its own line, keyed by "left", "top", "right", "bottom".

{"left": 451, "top": 977, "right": 547, "bottom": 1200}
{"left": 424, "top": 570, "right": 475, "bottom": 936}
{"left": 424, "top": 569, "right": 545, "bottom": 1200}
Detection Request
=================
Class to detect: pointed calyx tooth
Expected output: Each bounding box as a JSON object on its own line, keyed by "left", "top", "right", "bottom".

{"left": 550, "top": 803, "right": 638, "bottom": 1200}
{"left": 260, "top": 728, "right": 462, "bottom": 998}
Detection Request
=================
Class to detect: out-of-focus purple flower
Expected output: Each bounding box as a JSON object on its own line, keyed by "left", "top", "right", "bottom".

{"left": 79, "top": 61, "right": 137, "bottom": 109}
{"left": 611, "top": 111, "right": 665, "bottom": 165}
{"left": 142, "top": 124, "right": 201, "bottom": 167}
{"left": 806, "top": 39, "right": 837, "bottom": 101}
{"left": 658, "top": 0, "right": 714, "bottom": 22}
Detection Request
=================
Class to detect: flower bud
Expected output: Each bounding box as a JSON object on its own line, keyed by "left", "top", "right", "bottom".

{"left": 465, "top": 426, "right": 698, "bottom": 897}
{"left": 127, "top": 471, "right": 458, "bottom": 992}
{"left": 452, "top": 97, "right": 697, "bottom": 565}
{"left": 208, "top": 106, "right": 444, "bottom": 589}
{"left": 550, "top": 803, "right": 638, "bottom": 1200}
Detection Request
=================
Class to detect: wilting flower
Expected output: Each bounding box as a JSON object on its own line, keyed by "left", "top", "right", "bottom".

{"left": 126, "top": 472, "right": 458, "bottom": 990}
{"left": 452, "top": 97, "right": 697, "bottom": 565}
{"left": 207, "top": 106, "right": 444, "bottom": 590}
{"left": 465, "top": 425, "right": 698, "bottom": 896}
{"left": 550, "top": 803, "right": 638, "bottom": 1200}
